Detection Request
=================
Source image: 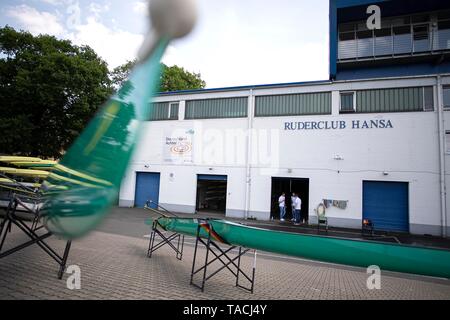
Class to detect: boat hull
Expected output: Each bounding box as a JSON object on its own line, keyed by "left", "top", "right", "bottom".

{"left": 157, "top": 217, "right": 450, "bottom": 279}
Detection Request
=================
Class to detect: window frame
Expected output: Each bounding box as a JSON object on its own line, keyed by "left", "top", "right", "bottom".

{"left": 445, "top": 131, "right": 450, "bottom": 154}
{"left": 149, "top": 102, "right": 179, "bottom": 121}
{"left": 168, "top": 102, "right": 179, "bottom": 120}
{"left": 339, "top": 91, "right": 356, "bottom": 113}
{"left": 443, "top": 85, "right": 450, "bottom": 110}
{"left": 423, "top": 86, "right": 434, "bottom": 111}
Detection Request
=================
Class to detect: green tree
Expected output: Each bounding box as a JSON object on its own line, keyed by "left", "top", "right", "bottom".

{"left": 160, "top": 63, "right": 206, "bottom": 92}
{"left": 110, "top": 60, "right": 206, "bottom": 92}
{"left": 0, "top": 26, "right": 112, "bottom": 158}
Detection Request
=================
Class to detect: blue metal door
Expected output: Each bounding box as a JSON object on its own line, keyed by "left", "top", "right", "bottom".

{"left": 135, "top": 172, "right": 160, "bottom": 208}
{"left": 363, "top": 181, "right": 409, "bottom": 232}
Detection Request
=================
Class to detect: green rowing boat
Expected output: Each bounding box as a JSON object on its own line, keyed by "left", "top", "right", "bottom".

{"left": 156, "top": 217, "right": 450, "bottom": 279}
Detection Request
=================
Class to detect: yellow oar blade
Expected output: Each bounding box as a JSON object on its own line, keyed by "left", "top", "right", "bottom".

{"left": 0, "top": 156, "right": 43, "bottom": 163}
{"left": 0, "top": 167, "right": 49, "bottom": 178}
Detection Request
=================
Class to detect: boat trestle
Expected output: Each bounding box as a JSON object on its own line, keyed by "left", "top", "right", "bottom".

{"left": 190, "top": 220, "right": 256, "bottom": 294}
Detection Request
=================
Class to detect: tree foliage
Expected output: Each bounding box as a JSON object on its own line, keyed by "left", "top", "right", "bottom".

{"left": 0, "top": 26, "right": 112, "bottom": 158}
{"left": 160, "top": 63, "right": 206, "bottom": 92}
{"left": 110, "top": 60, "right": 206, "bottom": 92}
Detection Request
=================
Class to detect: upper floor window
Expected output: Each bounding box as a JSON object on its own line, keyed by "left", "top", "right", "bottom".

{"left": 255, "top": 92, "right": 332, "bottom": 117}
{"left": 423, "top": 87, "right": 434, "bottom": 111}
{"left": 338, "top": 10, "right": 450, "bottom": 61}
{"left": 446, "top": 131, "right": 450, "bottom": 153}
{"left": 443, "top": 85, "right": 450, "bottom": 110}
{"left": 185, "top": 97, "right": 247, "bottom": 120}
{"left": 340, "top": 92, "right": 355, "bottom": 113}
{"left": 340, "top": 87, "right": 433, "bottom": 113}
{"left": 149, "top": 102, "right": 179, "bottom": 121}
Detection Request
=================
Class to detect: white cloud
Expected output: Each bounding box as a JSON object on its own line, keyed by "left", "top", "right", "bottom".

{"left": 67, "top": 17, "right": 144, "bottom": 69}
{"left": 161, "top": 45, "right": 179, "bottom": 66}
{"left": 7, "top": 3, "right": 143, "bottom": 69}
{"left": 198, "top": 41, "right": 329, "bottom": 89}
{"left": 132, "top": 1, "right": 148, "bottom": 16}
{"left": 39, "top": 0, "right": 63, "bottom": 6}
{"left": 6, "top": 4, "right": 64, "bottom": 36}
{"left": 5, "top": 1, "right": 330, "bottom": 87}
{"left": 88, "top": 2, "right": 110, "bottom": 19}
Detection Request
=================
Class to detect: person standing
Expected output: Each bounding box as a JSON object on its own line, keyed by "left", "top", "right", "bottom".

{"left": 278, "top": 192, "right": 286, "bottom": 221}
{"left": 299, "top": 194, "right": 307, "bottom": 224}
{"left": 294, "top": 194, "right": 302, "bottom": 226}
{"left": 291, "top": 193, "right": 296, "bottom": 222}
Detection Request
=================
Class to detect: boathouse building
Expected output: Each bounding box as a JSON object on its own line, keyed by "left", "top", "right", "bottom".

{"left": 119, "top": 0, "right": 450, "bottom": 237}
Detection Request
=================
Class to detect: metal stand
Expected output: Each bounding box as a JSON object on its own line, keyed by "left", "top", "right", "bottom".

{"left": 190, "top": 221, "right": 256, "bottom": 293}
{"left": 0, "top": 197, "right": 72, "bottom": 279}
{"left": 148, "top": 220, "right": 184, "bottom": 260}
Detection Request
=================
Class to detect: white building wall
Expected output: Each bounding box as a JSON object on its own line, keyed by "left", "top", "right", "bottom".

{"left": 119, "top": 76, "right": 449, "bottom": 236}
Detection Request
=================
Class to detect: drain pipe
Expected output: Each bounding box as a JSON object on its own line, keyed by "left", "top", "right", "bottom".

{"left": 437, "top": 76, "right": 447, "bottom": 237}
{"left": 244, "top": 90, "right": 254, "bottom": 219}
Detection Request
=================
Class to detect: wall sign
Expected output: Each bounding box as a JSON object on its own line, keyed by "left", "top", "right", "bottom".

{"left": 284, "top": 119, "right": 393, "bottom": 131}
{"left": 163, "top": 129, "right": 194, "bottom": 164}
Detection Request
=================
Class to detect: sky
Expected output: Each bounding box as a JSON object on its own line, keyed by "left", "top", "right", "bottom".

{"left": 0, "top": 0, "right": 330, "bottom": 89}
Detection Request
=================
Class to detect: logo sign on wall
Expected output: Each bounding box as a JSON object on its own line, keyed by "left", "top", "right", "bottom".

{"left": 163, "top": 129, "right": 194, "bottom": 164}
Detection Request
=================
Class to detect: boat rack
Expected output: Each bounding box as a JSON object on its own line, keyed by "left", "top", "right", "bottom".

{"left": 147, "top": 219, "right": 185, "bottom": 260}
{"left": 190, "top": 220, "right": 256, "bottom": 293}
{"left": 0, "top": 194, "right": 72, "bottom": 279}
{"left": 147, "top": 218, "right": 256, "bottom": 294}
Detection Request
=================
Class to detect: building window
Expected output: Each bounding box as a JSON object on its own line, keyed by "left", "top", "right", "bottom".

{"left": 255, "top": 92, "right": 331, "bottom": 117}
{"left": 354, "top": 87, "right": 432, "bottom": 113}
{"left": 185, "top": 97, "right": 247, "bottom": 120}
{"left": 337, "top": 10, "right": 450, "bottom": 61}
{"left": 423, "top": 86, "right": 434, "bottom": 111}
{"left": 446, "top": 131, "right": 450, "bottom": 154}
{"left": 168, "top": 102, "right": 179, "bottom": 119}
{"left": 443, "top": 86, "right": 450, "bottom": 110}
{"left": 413, "top": 24, "right": 430, "bottom": 52}
{"left": 149, "top": 102, "right": 179, "bottom": 121}
{"left": 340, "top": 92, "right": 355, "bottom": 113}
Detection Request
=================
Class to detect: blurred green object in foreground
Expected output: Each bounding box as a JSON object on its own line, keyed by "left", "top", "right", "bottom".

{"left": 41, "top": 39, "right": 169, "bottom": 239}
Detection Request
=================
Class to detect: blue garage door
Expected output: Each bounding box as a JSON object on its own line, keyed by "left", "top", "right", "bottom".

{"left": 363, "top": 181, "right": 409, "bottom": 232}
{"left": 135, "top": 172, "right": 160, "bottom": 208}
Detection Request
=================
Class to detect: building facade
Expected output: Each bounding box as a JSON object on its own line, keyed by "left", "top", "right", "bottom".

{"left": 119, "top": 0, "right": 450, "bottom": 237}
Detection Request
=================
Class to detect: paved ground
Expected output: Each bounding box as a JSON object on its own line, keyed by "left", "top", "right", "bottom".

{"left": 0, "top": 208, "right": 449, "bottom": 300}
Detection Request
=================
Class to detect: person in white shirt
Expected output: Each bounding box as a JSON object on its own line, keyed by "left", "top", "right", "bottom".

{"left": 294, "top": 194, "right": 302, "bottom": 225}
{"left": 291, "top": 193, "right": 296, "bottom": 222}
{"left": 278, "top": 192, "right": 286, "bottom": 221}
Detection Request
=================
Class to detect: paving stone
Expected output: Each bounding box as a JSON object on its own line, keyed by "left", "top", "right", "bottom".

{"left": 0, "top": 228, "right": 449, "bottom": 300}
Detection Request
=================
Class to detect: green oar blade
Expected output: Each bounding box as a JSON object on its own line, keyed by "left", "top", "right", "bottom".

{"left": 42, "top": 39, "right": 169, "bottom": 239}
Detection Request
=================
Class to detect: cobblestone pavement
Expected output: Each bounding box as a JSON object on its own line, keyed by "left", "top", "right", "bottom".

{"left": 0, "top": 227, "right": 449, "bottom": 300}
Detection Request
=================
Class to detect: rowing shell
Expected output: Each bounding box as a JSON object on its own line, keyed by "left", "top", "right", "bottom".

{"left": 157, "top": 217, "right": 450, "bottom": 279}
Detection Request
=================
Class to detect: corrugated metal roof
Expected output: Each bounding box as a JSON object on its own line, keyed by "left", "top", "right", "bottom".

{"left": 156, "top": 79, "right": 331, "bottom": 96}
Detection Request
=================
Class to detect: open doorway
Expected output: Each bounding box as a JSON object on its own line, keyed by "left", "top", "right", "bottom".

{"left": 196, "top": 174, "right": 227, "bottom": 214}
{"left": 270, "top": 177, "right": 309, "bottom": 222}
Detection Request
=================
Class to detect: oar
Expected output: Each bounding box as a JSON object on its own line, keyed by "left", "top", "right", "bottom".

{"left": 41, "top": 0, "right": 198, "bottom": 239}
